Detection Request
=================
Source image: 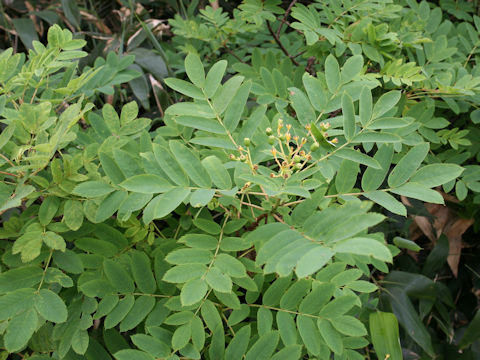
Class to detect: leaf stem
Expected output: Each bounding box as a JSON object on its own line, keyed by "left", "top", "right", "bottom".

{"left": 201, "top": 215, "right": 230, "bottom": 281}
{"left": 239, "top": 201, "right": 265, "bottom": 211}
{"left": 205, "top": 97, "right": 239, "bottom": 150}
{"left": 36, "top": 249, "right": 53, "bottom": 293}
{"left": 248, "top": 303, "right": 324, "bottom": 320}
{"left": 0, "top": 153, "right": 15, "bottom": 167}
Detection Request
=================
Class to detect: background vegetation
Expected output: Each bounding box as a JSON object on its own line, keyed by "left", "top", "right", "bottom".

{"left": 0, "top": 0, "right": 480, "bottom": 359}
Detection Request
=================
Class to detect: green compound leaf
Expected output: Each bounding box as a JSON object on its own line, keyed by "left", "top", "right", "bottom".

{"left": 372, "top": 90, "right": 401, "bottom": 119}
{"left": 205, "top": 60, "right": 228, "bottom": 98}
{"left": 205, "top": 267, "right": 232, "bottom": 293}
{"left": 325, "top": 55, "right": 340, "bottom": 92}
{"left": 103, "top": 259, "right": 135, "bottom": 293}
{"left": 342, "top": 92, "right": 356, "bottom": 141}
{"left": 34, "top": 289, "right": 68, "bottom": 323}
{"left": 225, "top": 325, "right": 251, "bottom": 360}
{"left": 244, "top": 331, "right": 279, "bottom": 360}
{"left": 114, "top": 349, "right": 155, "bottom": 360}
{"left": 181, "top": 278, "right": 208, "bottom": 306}
{"left": 143, "top": 187, "right": 190, "bottom": 224}
{"left": 4, "top": 309, "right": 38, "bottom": 352}
{"left": 164, "top": 78, "right": 204, "bottom": 99}
{"left": 72, "top": 181, "right": 115, "bottom": 198}
{"left": 410, "top": 164, "right": 464, "bottom": 187}
{"left": 63, "top": 200, "right": 84, "bottom": 231}
{"left": 364, "top": 191, "right": 407, "bottom": 216}
{"left": 120, "top": 174, "right": 173, "bottom": 194}
{"left": 169, "top": 140, "right": 212, "bottom": 188}
{"left": 336, "top": 148, "right": 381, "bottom": 169}
{"left": 388, "top": 143, "right": 429, "bottom": 188}
{"left": 185, "top": 53, "right": 205, "bottom": 88}
{"left": 130, "top": 251, "right": 156, "bottom": 294}
{"left": 334, "top": 237, "right": 392, "bottom": 262}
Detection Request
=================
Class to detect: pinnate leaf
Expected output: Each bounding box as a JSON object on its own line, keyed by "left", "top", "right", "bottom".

{"left": 4, "top": 309, "right": 37, "bottom": 352}
{"left": 244, "top": 331, "right": 279, "bottom": 360}
{"left": 103, "top": 259, "right": 135, "bottom": 293}
{"left": 364, "top": 191, "right": 406, "bottom": 216}
{"left": 72, "top": 181, "right": 115, "bottom": 198}
{"left": 334, "top": 237, "right": 392, "bottom": 262}
{"left": 342, "top": 92, "right": 356, "bottom": 141}
{"left": 185, "top": 53, "right": 205, "bottom": 88}
{"left": 388, "top": 143, "right": 429, "bottom": 188}
{"left": 325, "top": 55, "right": 340, "bottom": 92}
{"left": 34, "top": 289, "right": 68, "bottom": 323}
{"left": 120, "top": 174, "right": 173, "bottom": 194}
{"left": 372, "top": 90, "right": 401, "bottom": 119}
{"left": 164, "top": 78, "right": 204, "bottom": 99}
{"left": 115, "top": 350, "right": 155, "bottom": 360}
{"left": 205, "top": 60, "right": 227, "bottom": 98}
{"left": 142, "top": 188, "right": 190, "bottom": 224}
{"left": 169, "top": 140, "right": 211, "bottom": 188}
{"left": 181, "top": 278, "right": 208, "bottom": 306}
{"left": 410, "top": 164, "right": 464, "bottom": 187}
{"left": 206, "top": 267, "right": 232, "bottom": 293}
{"left": 330, "top": 315, "right": 367, "bottom": 336}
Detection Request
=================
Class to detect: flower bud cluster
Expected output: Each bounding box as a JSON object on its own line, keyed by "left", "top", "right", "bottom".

{"left": 228, "top": 119, "right": 338, "bottom": 180}
{"left": 307, "top": 121, "right": 338, "bottom": 150}
{"left": 265, "top": 119, "right": 316, "bottom": 179}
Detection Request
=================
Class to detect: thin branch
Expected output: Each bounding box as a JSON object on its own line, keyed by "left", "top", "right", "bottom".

{"left": 238, "top": 191, "right": 268, "bottom": 197}
{"left": 194, "top": 289, "right": 212, "bottom": 317}
{"left": 275, "top": 16, "right": 303, "bottom": 35}
{"left": 224, "top": 44, "right": 245, "bottom": 63}
{"left": 220, "top": 311, "right": 236, "bottom": 336}
{"left": 239, "top": 201, "right": 265, "bottom": 211}
{"left": 152, "top": 222, "right": 167, "bottom": 240}
{"left": 245, "top": 194, "right": 256, "bottom": 218}
{"left": 238, "top": 247, "right": 256, "bottom": 258}
{"left": 282, "top": 199, "right": 304, "bottom": 207}
{"left": 325, "top": 191, "right": 366, "bottom": 198}
{"left": 0, "top": 170, "right": 19, "bottom": 178}
{"left": 277, "top": 0, "right": 298, "bottom": 37}
{"left": 464, "top": 44, "right": 478, "bottom": 67}
{"left": 266, "top": 20, "right": 300, "bottom": 66}
{"left": 0, "top": 153, "right": 15, "bottom": 167}
{"left": 248, "top": 303, "right": 324, "bottom": 320}
{"left": 272, "top": 213, "right": 285, "bottom": 224}
{"left": 245, "top": 213, "right": 268, "bottom": 232}
{"left": 201, "top": 215, "right": 230, "bottom": 280}
{"left": 292, "top": 50, "right": 306, "bottom": 59}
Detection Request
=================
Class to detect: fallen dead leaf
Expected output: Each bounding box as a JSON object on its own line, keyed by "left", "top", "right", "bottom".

{"left": 401, "top": 192, "right": 474, "bottom": 277}
{"left": 80, "top": 11, "right": 112, "bottom": 34}
{"left": 444, "top": 218, "right": 474, "bottom": 277}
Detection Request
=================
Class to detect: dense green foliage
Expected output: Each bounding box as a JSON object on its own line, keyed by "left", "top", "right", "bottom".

{"left": 0, "top": 1, "right": 480, "bottom": 359}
